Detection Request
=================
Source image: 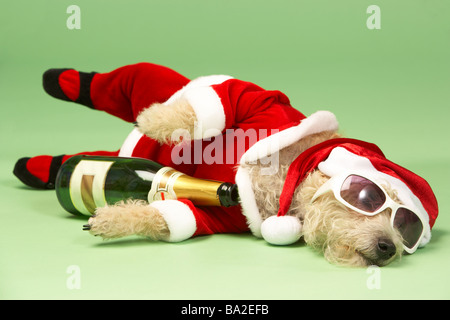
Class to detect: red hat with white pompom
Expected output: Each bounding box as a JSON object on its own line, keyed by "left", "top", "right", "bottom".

{"left": 260, "top": 138, "right": 438, "bottom": 247}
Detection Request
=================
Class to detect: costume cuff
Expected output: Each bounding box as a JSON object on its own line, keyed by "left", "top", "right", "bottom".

{"left": 182, "top": 86, "right": 226, "bottom": 139}
{"left": 149, "top": 200, "right": 197, "bottom": 242}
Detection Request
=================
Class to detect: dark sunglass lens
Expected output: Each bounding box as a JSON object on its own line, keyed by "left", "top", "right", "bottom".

{"left": 394, "top": 208, "right": 423, "bottom": 249}
{"left": 340, "top": 175, "right": 386, "bottom": 212}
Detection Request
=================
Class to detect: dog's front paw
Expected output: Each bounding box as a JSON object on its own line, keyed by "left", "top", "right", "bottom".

{"left": 83, "top": 200, "right": 170, "bottom": 240}
{"left": 83, "top": 207, "right": 129, "bottom": 239}
{"left": 135, "top": 99, "right": 197, "bottom": 145}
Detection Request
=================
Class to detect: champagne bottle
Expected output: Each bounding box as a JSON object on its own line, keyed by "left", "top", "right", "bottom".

{"left": 55, "top": 155, "right": 239, "bottom": 216}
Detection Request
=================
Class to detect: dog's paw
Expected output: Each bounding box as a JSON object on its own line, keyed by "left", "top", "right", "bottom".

{"left": 135, "top": 99, "right": 197, "bottom": 145}
{"left": 83, "top": 200, "right": 170, "bottom": 240}
{"left": 84, "top": 206, "right": 130, "bottom": 239}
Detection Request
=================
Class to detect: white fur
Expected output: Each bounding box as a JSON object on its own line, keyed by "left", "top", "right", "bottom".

{"left": 183, "top": 86, "right": 226, "bottom": 139}
{"left": 234, "top": 167, "right": 263, "bottom": 238}
{"left": 119, "top": 128, "right": 144, "bottom": 157}
{"left": 261, "top": 215, "right": 302, "bottom": 245}
{"left": 164, "top": 75, "right": 233, "bottom": 106}
{"left": 240, "top": 110, "right": 338, "bottom": 165}
{"left": 149, "top": 200, "right": 197, "bottom": 242}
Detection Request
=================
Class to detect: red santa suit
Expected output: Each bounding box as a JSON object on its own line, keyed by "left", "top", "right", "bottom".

{"left": 85, "top": 63, "right": 339, "bottom": 242}
{"left": 17, "top": 63, "right": 438, "bottom": 248}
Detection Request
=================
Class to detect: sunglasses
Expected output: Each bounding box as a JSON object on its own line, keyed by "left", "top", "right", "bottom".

{"left": 311, "top": 173, "right": 426, "bottom": 254}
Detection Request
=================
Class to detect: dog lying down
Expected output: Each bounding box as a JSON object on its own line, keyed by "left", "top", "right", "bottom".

{"left": 13, "top": 63, "right": 439, "bottom": 267}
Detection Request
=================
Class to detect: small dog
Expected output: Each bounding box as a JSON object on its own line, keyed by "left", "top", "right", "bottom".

{"left": 14, "top": 63, "right": 438, "bottom": 267}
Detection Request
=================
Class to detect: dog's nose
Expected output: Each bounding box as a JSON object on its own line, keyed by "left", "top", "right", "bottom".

{"left": 376, "top": 238, "right": 396, "bottom": 260}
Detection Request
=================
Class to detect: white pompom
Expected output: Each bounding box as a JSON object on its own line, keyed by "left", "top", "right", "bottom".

{"left": 261, "top": 215, "right": 302, "bottom": 245}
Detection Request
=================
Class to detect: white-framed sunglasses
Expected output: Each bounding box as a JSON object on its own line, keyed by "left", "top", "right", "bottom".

{"left": 311, "top": 172, "right": 426, "bottom": 254}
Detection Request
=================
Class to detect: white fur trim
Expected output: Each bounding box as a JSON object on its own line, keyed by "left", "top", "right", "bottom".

{"left": 240, "top": 111, "right": 338, "bottom": 165}
{"left": 235, "top": 167, "right": 263, "bottom": 238}
{"left": 318, "top": 147, "right": 431, "bottom": 247}
{"left": 164, "top": 75, "right": 233, "bottom": 106}
{"left": 235, "top": 111, "right": 339, "bottom": 237}
{"left": 170, "top": 75, "right": 232, "bottom": 139}
{"left": 118, "top": 75, "right": 233, "bottom": 157}
{"left": 119, "top": 128, "right": 144, "bottom": 157}
{"left": 149, "top": 200, "right": 197, "bottom": 242}
{"left": 182, "top": 86, "right": 226, "bottom": 139}
{"left": 261, "top": 215, "right": 302, "bottom": 245}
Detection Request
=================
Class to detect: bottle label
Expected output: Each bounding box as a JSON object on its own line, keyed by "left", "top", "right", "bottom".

{"left": 148, "top": 167, "right": 184, "bottom": 203}
{"left": 70, "top": 160, "right": 114, "bottom": 215}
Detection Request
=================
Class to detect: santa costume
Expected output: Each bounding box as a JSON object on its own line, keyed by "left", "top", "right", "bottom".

{"left": 13, "top": 63, "right": 438, "bottom": 247}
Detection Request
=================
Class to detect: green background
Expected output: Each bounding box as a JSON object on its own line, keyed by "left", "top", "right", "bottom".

{"left": 1, "top": 0, "right": 449, "bottom": 300}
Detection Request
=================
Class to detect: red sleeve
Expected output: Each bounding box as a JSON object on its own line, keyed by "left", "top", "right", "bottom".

{"left": 178, "top": 199, "right": 249, "bottom": 237}
{"left": 215, "top": 79, "right": 303, "bottom": 129}
{"left": 182, "top": 79, "right": 306, "bottom": 138}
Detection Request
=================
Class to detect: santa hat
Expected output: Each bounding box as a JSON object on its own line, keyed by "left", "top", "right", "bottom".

{"left": 261, "top": 138, "right": 439, "bottom": 247}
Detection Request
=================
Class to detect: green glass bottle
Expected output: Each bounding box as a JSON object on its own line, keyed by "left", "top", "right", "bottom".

{"left": 55, "top": 155, "right": 239, "bottom": 216}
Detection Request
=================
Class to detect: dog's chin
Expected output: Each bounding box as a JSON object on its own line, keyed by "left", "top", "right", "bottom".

{"left": 323, "top": 243, "right": 402, "bottom": 267}
{"left": 356, "top": 250, "right": 400, "bottom": 267}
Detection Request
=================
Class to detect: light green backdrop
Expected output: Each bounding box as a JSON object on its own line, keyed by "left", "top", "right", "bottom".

{"left": 1, "top": 0, "right": 449, "bottom": 300}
